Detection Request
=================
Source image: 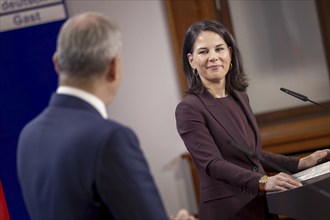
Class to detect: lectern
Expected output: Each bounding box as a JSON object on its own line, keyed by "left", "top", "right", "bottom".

{"left": 266, "top": 162, "right": 330, "bottom": 220}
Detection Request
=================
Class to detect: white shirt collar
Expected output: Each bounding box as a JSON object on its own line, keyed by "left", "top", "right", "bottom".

{"left": 56, "top": 86, "right": 108, "bottom": 119}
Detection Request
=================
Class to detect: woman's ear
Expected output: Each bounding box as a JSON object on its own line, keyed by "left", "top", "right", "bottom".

{"left": 187, "top": 53, "right": 194, "bottom": 69}
{"left": 229, "top": 47, "right": 233, "bottom": 60}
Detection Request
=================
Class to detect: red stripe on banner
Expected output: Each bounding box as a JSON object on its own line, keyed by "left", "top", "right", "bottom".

{"left": 0, "top": 181, "right": 10, "bottom": 220}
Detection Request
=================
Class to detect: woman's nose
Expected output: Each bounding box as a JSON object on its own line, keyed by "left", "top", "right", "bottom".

{"left": 208, "top": 50, "right": 219, "bottom": 61}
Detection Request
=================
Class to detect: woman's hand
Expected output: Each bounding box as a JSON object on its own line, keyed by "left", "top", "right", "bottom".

{"left": 265, "top": 172, "right": 302, "bottom": 192}
{"left": 298, "top": 149, "right": 330, "bottom": 171}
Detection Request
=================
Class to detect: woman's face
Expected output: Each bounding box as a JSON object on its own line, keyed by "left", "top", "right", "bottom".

{"left": 188, "top": 31, "right": 232, "bottom": 87}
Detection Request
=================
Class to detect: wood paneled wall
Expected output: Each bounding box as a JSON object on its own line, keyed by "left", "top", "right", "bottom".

{"left": 315, "top": 0, "right": 330, "bottom": 82}
{"left": 256, "top": 102, "right": 330, "bottom": 157}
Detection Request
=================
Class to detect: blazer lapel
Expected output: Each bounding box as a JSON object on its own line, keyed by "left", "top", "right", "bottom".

{"left": 197, "top": 90, "right": 261, "bottom": 167}
{"left": 197, "top": 90, "right": 248, "bottom": 147}
{"left": 231, "top": 91, "right": 260, "bottom": 150}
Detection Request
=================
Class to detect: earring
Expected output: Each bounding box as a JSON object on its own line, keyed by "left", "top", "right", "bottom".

{"left": 193, "top": 69, "right": 199, "bottom": 77}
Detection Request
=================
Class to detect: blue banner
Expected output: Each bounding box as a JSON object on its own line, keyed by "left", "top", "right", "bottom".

{"left": 0, "top": 1, "right": 67, "bottom": 219}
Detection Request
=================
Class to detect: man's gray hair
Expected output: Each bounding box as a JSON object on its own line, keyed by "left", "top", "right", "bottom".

{"left": 56, "top": 12, "right": 122, "bottom": 78}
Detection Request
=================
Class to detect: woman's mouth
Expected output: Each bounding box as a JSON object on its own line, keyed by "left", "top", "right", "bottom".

{"left": 207, "top": 65, "right": 222, "bottom": 70}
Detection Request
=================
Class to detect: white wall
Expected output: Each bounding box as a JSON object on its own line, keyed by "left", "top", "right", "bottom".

{"left": 228, "top": 0, "right": 330, "bottom": 113}
{"left": 65, "top": 0, "right": 198, "bottom": 216}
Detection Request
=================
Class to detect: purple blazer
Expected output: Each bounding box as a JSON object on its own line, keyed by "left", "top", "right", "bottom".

{"left": 175, "top": 90, "right": 299, "bottom": 220}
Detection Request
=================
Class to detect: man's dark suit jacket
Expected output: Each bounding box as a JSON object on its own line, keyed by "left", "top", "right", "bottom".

{"left": 17, "top": 94, "right": 168, "bottom": 220}
{"left": 175, "top": 90, "right": 300, "bottom": 220}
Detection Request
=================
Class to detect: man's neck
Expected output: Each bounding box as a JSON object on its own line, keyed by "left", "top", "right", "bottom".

{"left": 57, "top": 86, "right": 108, "bottom": 119}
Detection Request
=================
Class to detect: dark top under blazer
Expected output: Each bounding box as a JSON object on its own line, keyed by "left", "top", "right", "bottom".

{"left": 175, "top": 90, "right": 299, "bottom": 220}
{"left": 17, "top": 94, "right": 168, "bottom": 220}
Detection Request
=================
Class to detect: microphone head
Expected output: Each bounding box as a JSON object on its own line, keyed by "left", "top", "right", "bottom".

{"left": 280, "top": 87, "right": 308, "bottom": 102}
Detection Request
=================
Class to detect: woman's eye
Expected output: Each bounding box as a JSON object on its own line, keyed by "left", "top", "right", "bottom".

{"left": 198, "top": 50, "right": 207, "bottom": 54}
{"left": 216, "top": 47, "right": 224, "bottom": 52}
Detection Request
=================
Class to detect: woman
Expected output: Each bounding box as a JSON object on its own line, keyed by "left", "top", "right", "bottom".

{"left": 175, "top": 20, "right": 330, "bottom": 220}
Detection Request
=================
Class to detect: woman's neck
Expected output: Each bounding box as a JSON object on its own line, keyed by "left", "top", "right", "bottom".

{"left": 208, "top": 88, "right": 227, "bottom": 98}
{"left": 204, "top": 80, "right": 227, "bottom": 98}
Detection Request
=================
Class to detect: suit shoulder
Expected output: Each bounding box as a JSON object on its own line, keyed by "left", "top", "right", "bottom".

{"left": 176, "top": 94, "right": 200, "bottom": 109}
{"left": 175, "top": 94, "right": 205, "bottom": 119}
{"left": 101, "top": 119, "right": 137, "bottom": 140}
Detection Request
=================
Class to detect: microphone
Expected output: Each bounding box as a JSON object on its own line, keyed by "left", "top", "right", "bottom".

{"left": 280, "top": 87, "right": 308, "bottom": 101}
{"left": 280, "top": 87, "right": 330, "bottom": 110}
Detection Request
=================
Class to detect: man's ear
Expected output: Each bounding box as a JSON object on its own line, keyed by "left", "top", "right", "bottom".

{"left": 106, "top": 56, "right": 120, "bottom": 82}
{"left": 52, "top": 52, "right": 60, "bottom": 74}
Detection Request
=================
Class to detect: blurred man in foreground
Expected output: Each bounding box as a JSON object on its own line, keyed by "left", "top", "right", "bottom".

{"left": 17, "top": 12, "right": 194, "bottom": 220}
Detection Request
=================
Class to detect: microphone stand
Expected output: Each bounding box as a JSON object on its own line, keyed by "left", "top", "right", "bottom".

{"left": 307, "top": 99, "right": 330, "bottom": 110}
{"left": 228, "top": 140, "right": 289, "bottom": 174}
